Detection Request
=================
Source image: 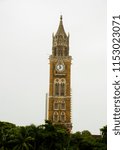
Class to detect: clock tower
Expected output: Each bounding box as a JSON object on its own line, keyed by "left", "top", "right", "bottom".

{"left": 48, "top": 16, "right": 72, "bottom": 131}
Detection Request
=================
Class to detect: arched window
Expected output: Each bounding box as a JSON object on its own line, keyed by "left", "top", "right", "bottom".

{"left": 61, "top": 101, "right": 66, "bottom": 110}
{"left": 60, "top": 79, "right": 66, "bottom": 96}
{"left": 54, "top": 78, "right": 66, "bottom": 96}
{"left": 60, "top": 112, "right": 66, "bottom": 122}
{"left": 54, "top": 101, "right": 59, "bottom": 110}
{"left": 61, "top": 83, "right": 65, "bottom": 96}
{"left": 54, "top": 79, "right": 59, "bottom": 96}
{"left": 55, "top": 83, "right": 59, "bottom": 96}
{"left": 53, "top": 112, "right": 59, "bottom": 122}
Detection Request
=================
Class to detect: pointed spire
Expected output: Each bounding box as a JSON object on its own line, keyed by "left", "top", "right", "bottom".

{"left": 55, "top": 15, "right": 67, "bottom": 37}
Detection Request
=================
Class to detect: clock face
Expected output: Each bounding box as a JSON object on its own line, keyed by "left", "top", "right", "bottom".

{"left": 56, "top": 64, "right": 64, "bottom": 71}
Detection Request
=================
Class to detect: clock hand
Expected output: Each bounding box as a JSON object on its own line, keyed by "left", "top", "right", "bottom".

{"left": 59, "top": 65, "right": 61, "bottom": 69}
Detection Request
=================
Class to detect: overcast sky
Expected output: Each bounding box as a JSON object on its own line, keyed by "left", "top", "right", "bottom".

{"left": 0, "top": 0, "right": 106, "bottom": 134}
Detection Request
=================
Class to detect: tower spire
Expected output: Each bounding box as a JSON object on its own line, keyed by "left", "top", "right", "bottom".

{"left": 55, "top": 15, "right": 67, "bottom": 37}
{"left": 52, "top": 16, "right": 69, "bottom": 56}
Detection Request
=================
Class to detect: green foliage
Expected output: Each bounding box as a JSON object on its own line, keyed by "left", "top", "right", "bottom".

{"left": 0, "top": 121, "right": 107, "bottom": 150}
{"left": 0, "top": 121, "right": 16, "bottom": 150}
{"left": 100, "top": 125, "right": 107, "bottom": 144}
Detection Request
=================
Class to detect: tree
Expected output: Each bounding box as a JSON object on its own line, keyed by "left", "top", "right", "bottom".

{"left": 100, "top": 125, "right": 107, "bottom": 144}
{"left": 41, "top": 120, "right": 70, "bottom": 150}
{"left": 8, "top": 126, "right": 34, "bottom": 150}
{"left": 0, "top": 121, "right": 107, "bottom": 150}
{"left": 0, "top": 121, "right": 16, "bottom": 150}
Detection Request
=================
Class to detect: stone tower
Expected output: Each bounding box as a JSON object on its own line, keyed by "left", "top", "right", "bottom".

{"left": 48, "top": 16, "right": 72, "bottom": 131}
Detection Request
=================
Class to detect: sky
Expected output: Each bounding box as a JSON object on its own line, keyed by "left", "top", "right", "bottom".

{"left": 0, "top": 0, "right": 106, "bottom": 134}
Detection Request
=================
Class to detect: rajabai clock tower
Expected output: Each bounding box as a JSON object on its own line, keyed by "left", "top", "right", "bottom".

{"left": 48, "top": 16, "right": 72, "bottom": 131}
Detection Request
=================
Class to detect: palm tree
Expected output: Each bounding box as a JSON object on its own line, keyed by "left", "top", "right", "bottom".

{"left": 9, "top": 126, "right": 34, "bottom": 150}
{"left": 25, "top": 124, "right": 43, "bottom": 150}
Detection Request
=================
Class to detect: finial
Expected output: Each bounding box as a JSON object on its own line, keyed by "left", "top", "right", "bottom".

{"left": 60, "top": 15, "right": 62, "bottom": 21}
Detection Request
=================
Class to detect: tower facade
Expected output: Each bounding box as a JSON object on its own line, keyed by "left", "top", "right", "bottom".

{"left": 48, "top": 16, "right": 72, "bottom": 131}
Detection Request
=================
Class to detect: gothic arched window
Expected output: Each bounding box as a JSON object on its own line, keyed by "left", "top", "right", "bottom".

{"left": 60, "top": 79, "right": 66, "bottom": 96}
{"left": 54, "top": 101, "right": 59, "bottom": 110}
{"left": 54, "top": 79, "right": 59, "bottom": 96}
{"left": 55, "top": 83, "right": 59, "bottom": 96}
{"left": 61, "top": 83, "right": 65, "bottom": 96}
{"left": 53, "top": 112, "right": 59, "bottom": 122}
{"left": 60, "top": 112, "right": 66, "bottom": 122}
{"left": 61, "top": 101, "right": 66, "bottom": 110}
{"left": 54, "top": 78, "right": 66, "bottom": 96}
